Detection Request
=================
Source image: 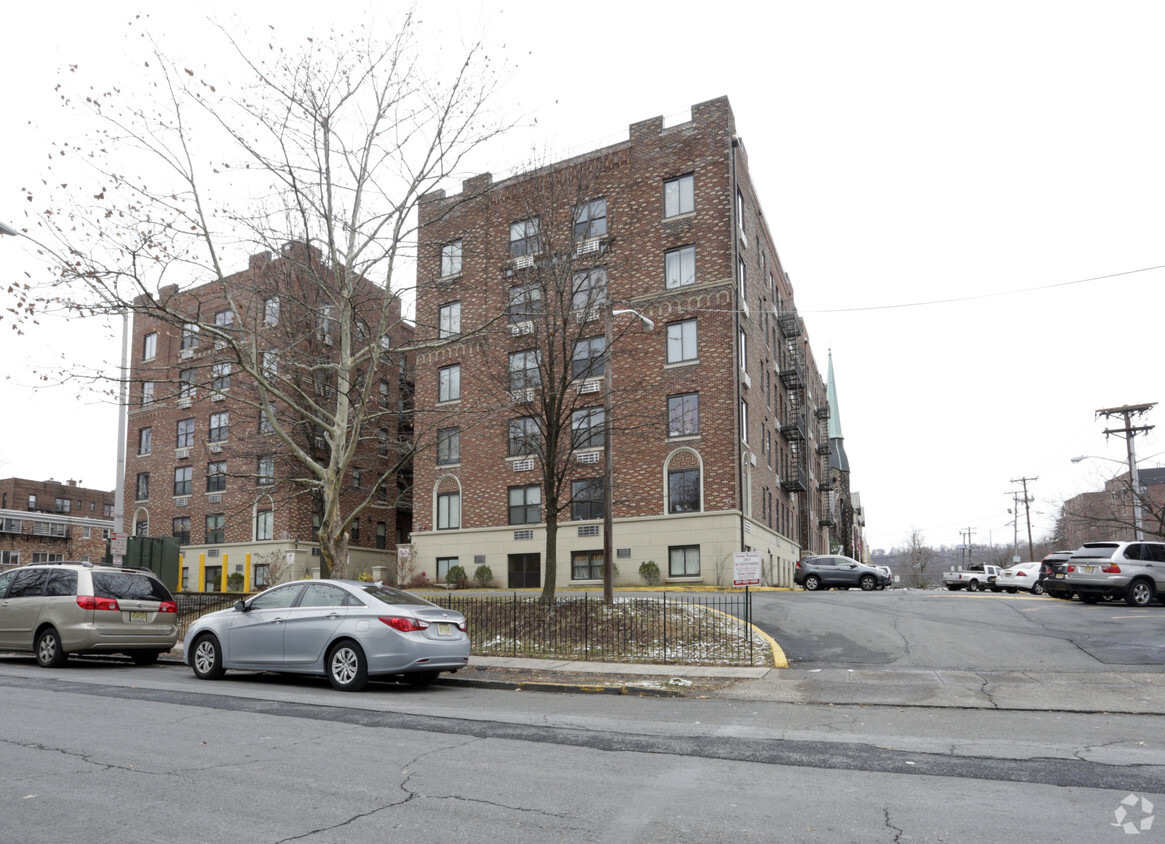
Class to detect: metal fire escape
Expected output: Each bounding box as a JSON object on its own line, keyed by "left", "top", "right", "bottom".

{"left": 778, "top": 310, "right": 807, "bottom": 494}
{"left": 816, "top": 407, "right": 835, "bottom": 527}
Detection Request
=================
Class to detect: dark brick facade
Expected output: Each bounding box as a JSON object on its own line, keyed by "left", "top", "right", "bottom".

{"left": 0, "top": 478, "right": 114, "bottom": 566}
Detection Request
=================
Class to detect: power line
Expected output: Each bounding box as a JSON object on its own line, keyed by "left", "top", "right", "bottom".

{"left": 804, "top": 263, "right": 1165, "bottom": 314}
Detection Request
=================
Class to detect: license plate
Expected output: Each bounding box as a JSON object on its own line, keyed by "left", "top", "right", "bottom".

{"left": 1055, "top": 573, "right": 1064, "bottom": 579}
{"left": 437, "top": 623, "right": 452, "bottom": 636}
{"left": 129, "top": 611, "right": 147, "bottom": 622}
{"left": 1081, "top": 566, "right": 1095, "bottom": 573}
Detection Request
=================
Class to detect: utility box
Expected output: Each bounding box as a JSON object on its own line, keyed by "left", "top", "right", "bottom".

{"left": 111, "top": 536, "right": 181, "bottom": 591}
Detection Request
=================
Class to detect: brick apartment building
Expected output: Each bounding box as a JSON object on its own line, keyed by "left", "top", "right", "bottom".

{"left": 1062, "top": 466, "right": 1165, "bottom": 547}
{"left": 0, "top": 478, "right": 115, "bottom": 568}
{"left": 409, "top": 97, "right": 841, "bottom": 588}
{"left": 123, "top": 242, "right": 414, "bottom": 592}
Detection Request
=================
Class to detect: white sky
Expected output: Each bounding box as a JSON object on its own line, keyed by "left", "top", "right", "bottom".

{"left": 2, "top": 0, "right": 1162, "bottom": 552}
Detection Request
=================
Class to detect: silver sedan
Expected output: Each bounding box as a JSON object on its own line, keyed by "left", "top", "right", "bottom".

{"left": 183, "top": 580, "right": 469, "bottom": 691}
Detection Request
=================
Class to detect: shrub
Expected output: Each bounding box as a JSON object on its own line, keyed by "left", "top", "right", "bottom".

{"left": 638, "top": 560, "right": 661, "bottom": 586}
{"left": 406, "top": 572, "right": 433, "bottom": 589}
{"left": 226, "top": 572, "right": 246, "bottom": 592}
{"left": 445, "top": 565, "right": 469, "bottom": 589}
{"left": 357, "top": 569, "right": 373, "bottom": 582}
{"left": 473, "top": 564, "right": 494, "bottom": 588}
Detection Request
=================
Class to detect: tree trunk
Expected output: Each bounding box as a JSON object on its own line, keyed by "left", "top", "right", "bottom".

{"left": 540, "top": 510, "right": 558, "bottom": 604}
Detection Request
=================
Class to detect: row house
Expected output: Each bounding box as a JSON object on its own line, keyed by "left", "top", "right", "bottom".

{"left": 0, "top": 477, "right": 114, "bottom": 567}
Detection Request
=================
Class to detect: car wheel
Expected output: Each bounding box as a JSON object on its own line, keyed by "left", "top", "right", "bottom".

{"left": 1080, "top": 593, "right": 1100, "bottom": 604}
{"left": 327, "top": 641, "right": 368, "bottom": 692}
{"left": 967, "top": 580, "right": 980, "bottom": 593}
{"left": 35, "top": 627, "right": 67, "bottom": 668}
{"left": 1032, "top": 582, "right": 1045, "bottom": 596}
{"left": 191, "top": 634, "right": 226, "bottom": 680}
{"left": 1125, "top": 580, "right": 1154, "bottom": 607}
{"left": 860, "top": 574, "right": 876, "bottom": 591}
{"left": 804, "top": 575, "right": 821, "bottom": 591}
{"left": 129, "top": 650, "right": 161, "bottom": 666}
{"left": 403, "top": 671, "right": 439, "bottom": 688}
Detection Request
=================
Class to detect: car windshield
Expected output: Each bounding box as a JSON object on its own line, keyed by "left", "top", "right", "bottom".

{"left": 1072, "top": 544, "right": 1120, "bottom": 560}
{"left": 92, "top": 572, "right": 173, "bottom": 602}
{"left": 362, "top": 584, "right": 436, "bottom": 607}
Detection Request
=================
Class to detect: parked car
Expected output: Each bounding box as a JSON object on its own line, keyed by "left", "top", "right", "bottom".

{"left": 1038, "top": 551, "right": 1075, "bottom": 599}
{"left": 184, "top": 579, "right": 470, "bottom": 691}
{"left": 794, "top": 556, "right": 891, "bottom": 591}
{"left": 874, "top": 565, "right": 893, "bottom": 588}
{"left": 942, "top": 565, "right": 1001, "bottom": 592}
{"left": 0, "top": 561, "right": 178, "bottom": 667}
{"left": 1064, "top": 541, "right": 1165, "bottom": 606}
{"left": 996, "top": 562, "right": 1045, "bottom": 594}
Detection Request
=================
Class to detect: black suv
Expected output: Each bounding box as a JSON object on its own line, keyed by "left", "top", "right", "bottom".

{"left": 1039, "top": 551, "right": 1075, "bottom": 599}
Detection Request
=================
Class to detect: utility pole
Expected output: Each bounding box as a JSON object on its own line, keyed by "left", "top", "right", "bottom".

{"left": 1009, "top": 476, "right": 1037, "bottom": 560}
{"left": 1096, "top": 403, "right": 1156, "bottom": 541}
{"left": 960, "top": 527, "right": 976, "bottom": 567}
{"left": 1006, "top": 490, "right": 1022, "bottom": 562}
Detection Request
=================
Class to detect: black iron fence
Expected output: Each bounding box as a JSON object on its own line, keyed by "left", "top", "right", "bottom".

{"left": 175, "top": 592, "right": 244, "bottom": 641}
{"left": 432, "top": 591, "right": 763, "bottom": 666}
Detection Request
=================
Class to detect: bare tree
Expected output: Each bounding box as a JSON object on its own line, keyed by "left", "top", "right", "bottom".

{"left": 17, "top": 14, "right": 504, "bottom": 578}
{"left": 906, "top": 528, "right": 935, "bottom": 587}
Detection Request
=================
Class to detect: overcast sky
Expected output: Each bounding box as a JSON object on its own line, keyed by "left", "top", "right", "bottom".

{"left": 2, "top": 1, "right": 1162, "bottom": 553}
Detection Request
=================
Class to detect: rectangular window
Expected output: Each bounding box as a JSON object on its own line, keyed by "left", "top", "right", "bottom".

{"left": 259, "top": 408, "right": 274, "bottom": 434}
{"left": 27, "top": 494, "right": 35, "bottom": 510}
{"left": 438, "top": 301, "right": 461, "bottom": 338}
{"left": 508, "top": 485, "right": 541, "bottom": 525}
{"left": 55, "top": 497, "right": 70, "bottom": 514}
{"left": 173, "top": 467, "right": 193, "bottom": 497}
{"left": 211, "top": 362, "right": 231, "bottom": 392}
{"left": 206, "top": 461, "right": 227, "bottom": 492}
{"left": 261, "top": 350, "right": 278, "bottom": 378}
{"left": 740, "top": 399, "right": 749, "bottom": 444}
{"left": 571, "top": 267, "right": 607, "bottom": 312}
{"left": 571, "top": 406, "right": 605, "bottom": 450}
{"left": 141, "top": 381, "right": 154, "bottom": 408}
{"left": 738, "top": 256, "right": 747, "bottom": 301}
{"left": 571, "top": 478, "right": 604, "bottom": 521}
{"left": 181, "top": 323, "right": 199, "bottom": 350}
{"left": 665, "top": 245, "right": 696, "bottom": 289}
{"left": 440, "top": 240, "right": 463, "bottom": 277}
{"left": 379, "top": 380, "right": 390, "bottom": 408}
{"left": 668, "top": 393, "right": 700, "bottom": 438}
{"left": 214, "top": 310, "right": 234, "bottom": 329}
{"left": 437, "top": 492, "right": 461, "bottom": 530}
{"left": 509, "top": 217, "right": 541, "bottom": 258}
{"left": 376, "top": 521, "right": 387, "bottom": 550}
{"left": 179, "top": 368, "right": 197, "bottom": 400}
{"left": 509, "top": 350, "right": 541, "bottom": 391}
{"left": 571, "top": 336, "right": 606, "bottom": 380}
{"left": 317, "top": 303, "right": 335, "bottom": 344}
{"left": 257, "top": 455, "right": 274, "bottom": 486}
{"left": 508, "top": 416, "right": 540, "bottom": 457}
{"left": 739, "top": 328, "right": 747, "bottom": 371}
{"left": 264, "top": 295, "right": 280, "bottom": 326}
{"left": 437, "top": 557, "right": 458, "bottom": 582}
{"left": 666, "top": 319, "right": 697, "bottom": 364}
{"left": 573, "top": 198, "right": 607, "bottom": 241}
{"left": 377, "top": 428, "right": 389, "bottom": 457}
{"left": 135, "top": 472, "right": 150, "bottom": 501}
{"left": 438, "top": 364, "right": 461, "bottom": 403}
{"left": 255, "top": 509, "right": 273, "bottom": 541}
{"left": 138, "top": 427, "right": 152, "bottom": 456}
{"left": 664, "top": 174, "right": 695, "bottom": 218}
{"left": 437, "top": 427, "right": 460, "bottom": 465}
{"left": 668, "top": 468, "right": 700, "bottom": 513}
{"left": 176, "top": 418, "right": 195, "bottom": 448}
{"left": 142, "top": 332, "right": 157, "bottom": 361}
{"left": 507, "top": 285, "right": 542, "bottom": 324}
{"left": 571, "top": 550, "right": 603, "bottom": 581}
{"left": 737, "top": 188, "right": 745, "bottom": 232}
{"left": 209, "top": 412, "right": 229, "bottom": 443}
{"left": 170, "top": 517, "right": 188, "bottom": 548}
{"left": 669, "top": 545, "right": 700, "bottom": 577}
{"left": 205, "top": 514, "right": 225, "bottom": 544}
{"left": 350, "top": 519, "right": 360, "bottom": 543}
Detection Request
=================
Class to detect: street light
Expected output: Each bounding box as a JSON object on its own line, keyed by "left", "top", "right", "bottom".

{"left": 1070, "top": 454, "right": 1152, "bottom": 540}
{"left": 603, "top": 307, "right": 654, "bottom": 604}
{"left": 0, "top": 221, "right": 20, "bottom": 237}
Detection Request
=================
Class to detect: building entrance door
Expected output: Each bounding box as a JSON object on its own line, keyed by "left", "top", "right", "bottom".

{"left": 507, "top": 554, "right": 541, "bottom": 589}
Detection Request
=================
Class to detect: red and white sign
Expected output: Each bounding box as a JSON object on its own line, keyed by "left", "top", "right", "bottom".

{"left": 733, "top": 551, "right": 761, "bottom": 587}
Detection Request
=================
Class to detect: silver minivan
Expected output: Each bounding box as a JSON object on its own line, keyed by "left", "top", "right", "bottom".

{"left": 1063, "top": 541, "right": 1165, "bottom": 607}
{"left": 0, "top": 562, "right": 179, "bottom": 666}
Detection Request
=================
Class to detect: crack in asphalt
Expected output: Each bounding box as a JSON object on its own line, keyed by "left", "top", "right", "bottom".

{"left": 883, "top": 807, "right": 904, "bottom": 843}
{"left": 1, "top": 673, "right": 1162, "bottom": 793}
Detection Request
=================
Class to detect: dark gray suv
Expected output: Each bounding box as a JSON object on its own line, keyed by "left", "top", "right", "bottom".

{"left": 794, "top": 555, "right": 891, "bottom": 591}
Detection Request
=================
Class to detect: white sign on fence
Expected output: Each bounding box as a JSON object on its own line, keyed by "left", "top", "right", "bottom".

{"left": 733, "top": 551, "right": 761, "bottom": 587}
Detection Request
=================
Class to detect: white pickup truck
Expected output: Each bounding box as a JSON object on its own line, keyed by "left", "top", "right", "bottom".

{"left": 942, "top": 565, "right": 1001, "bottom": 592}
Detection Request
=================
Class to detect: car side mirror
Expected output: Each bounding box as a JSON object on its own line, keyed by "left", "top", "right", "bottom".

{"left": 234, "top": 600, "right": 247, "bottom": 612}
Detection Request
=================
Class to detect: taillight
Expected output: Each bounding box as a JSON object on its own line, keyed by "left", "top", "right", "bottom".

{"left": 77, "top": 595, "right": 119, "bottom": 611}
{"left": 795, "top": 560, "right": 803, "bottom": 569}
{"left": 1102, "top": 564, "right": 1122, "bottom": 574}
{"left": 457, "top": 620, "right": 468, "bottom": 632}
{"left": 1017, "top": 571, "right": 1027, "bottom": 577}
{"left": 1067, "top": 566, "right": 1075, "bottom": 573}
{"left": 380, "top": 616, "right": 430, "bottom": 633}
{"left": 159, "top": 601, "right": 177, "bottom": 613}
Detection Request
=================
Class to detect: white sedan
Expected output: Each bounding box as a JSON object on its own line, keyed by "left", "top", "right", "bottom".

{"left": 996, "top": 563, "right": 1045, "bottom": 595}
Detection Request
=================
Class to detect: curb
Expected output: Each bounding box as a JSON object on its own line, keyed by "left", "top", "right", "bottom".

{"left": 437, "top": 675, "right": 684, "bottom": 697}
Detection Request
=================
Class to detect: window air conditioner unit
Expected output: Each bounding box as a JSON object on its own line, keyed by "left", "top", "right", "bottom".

{"left": 576, "top": 380, "right": 601, "bottom": 395}
{"left": 514, "top": 255, "right": 534, "bottom": 269}
{"left": 175, "top": 448, "right": 190, "bottom": 459}
{"left": 513, "top": 529, "right": 534, "bottom": 541}
{"left": 575, "top": 239, "right": 600, "bottom": 256}
{"left": 578, "top": 524, "right": 599, "bottom": 537}
{"left": 211, "top": 392, "right": 226, "bottom": 402}
{"left": 741, "top": 371, "right": 751, "bottom": 389}
{"left": 208, "top": 443, "right": 223, "bottom": 453}
{"left": 510, "top": 389, "right": 534, "bottom": 404}
{"left": 207, "top": 494, "right": 222, "bottom": 504}
{"left": 742, "top": 300, "right": 751, "bottom": 319}
{"left": 179, "top": 348, "right": 194, "bottom": 361}
{"left": 178, "top": 397, "right": 192, "bottom": 409}
{"left": 576, "top": 451, "right": 600, "bottom": 464}
{"left": 175, "top": 498, "right": 189, "bottom": 507}
{"left": 512, "top": 459, "right": 534, "bottom": 472}
{"left": 214, "top": 340, "right": 227, "bottom": 351}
